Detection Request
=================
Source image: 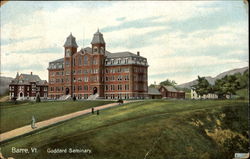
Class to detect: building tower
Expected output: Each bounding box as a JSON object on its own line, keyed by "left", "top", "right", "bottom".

{"left": 90, "top": 29, "right": 106, "bottom": 97}
{"left": 63, "top": 33, "right": 78, "bottom": 96}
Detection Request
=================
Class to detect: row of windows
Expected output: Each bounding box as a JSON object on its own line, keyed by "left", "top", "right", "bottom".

{"left": 105, "top": 57, "right": 147, "bottom": 66}
{"left": 106, "top": 94, "right": 130, "bottom": 99}
{"left": 105, "top": 75, "right": 129, "bottom": 81}
{"left": 50, "top": 71, "right": 64, "bottom": 76}
{"left": 65, "top": 56, "right": 101, "bottom": 67}
{"left": 106, "top": 58, "right": 129, "bottom": 65}
{"left": 134, "top": 74, "right": 147, "bottom": 81}
{"left": 50, "top": 74, "right": 132, "bottom": 84}
{"left": 134, "top": 84, "right": 147, "bottom": 91}
{"left": 105, "top": 84, "right": 130, "bottom": 91}
{"left": 50, "top": 67, "right": 135, "bottom": 77}
{"left": 134, "top": 67, "right": 147, "bottom": 73}
{"left": 105, "top": 68, "right": 129, "bottom": 73}
{"left": 10, "top": 86, "right": 47, "bottom": 91}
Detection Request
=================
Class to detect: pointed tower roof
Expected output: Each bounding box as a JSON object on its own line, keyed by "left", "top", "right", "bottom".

{"left": 91, "top": 29, "right": 105, "bottom": 45}
{"left": 64, "top": 33, "right": 78, "bottom": 48}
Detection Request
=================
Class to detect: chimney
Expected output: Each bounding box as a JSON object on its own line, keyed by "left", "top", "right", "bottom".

{"left": 137, "top": 51, "right": 140, "bottom": 56}
{"left": 31, "top": 72, "right": 33, "bottom": 75}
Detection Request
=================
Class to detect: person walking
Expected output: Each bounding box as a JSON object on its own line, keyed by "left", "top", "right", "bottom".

{"left": 31, "top": 116, "right": 36, "bottom": 129}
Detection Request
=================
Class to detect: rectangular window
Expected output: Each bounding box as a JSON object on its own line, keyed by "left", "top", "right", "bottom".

{"left": 125, "top": 84, "right": 129, "bottom": 90}
{"left": 78, "top": 57, "right": 82, "bottom": 66}
{"left": 125, "top": 58, "right": 128, "bottom": 64}
{"left": 84, "top": 56, "right": 88, "bottom": 65}
{"left": 118, "top": 75, "right": 122, "bottom": 81}
{"left": 83, "top": 69, "right": 88, "bottom": 74}
{"left": 93, "top": 58, "right": 97, "bottom": 65}
{"left": 66, "top": 71, "right": 70, "bottom": 75}
{"left": 78, "top": 85, "right": 82, "bottom": 91}
{"left": 111, "top": 85, "right": 115, "bottom": 91}
{"left": 77, "top": 70, "right": 82, "bottom": 74}
{"left": 78, "top": 77, "right": 82, "bottom": 82}
{"left": 84, "top": 85, "right": 88, "bottom": 91}
{"left": 117, "top": 58, "right": 121, "bottom": 64}
{"left": 118, "top": 85, "right": 122, "bottom": 90}
{"left": 65, "top": 60, "right": 70, "bottom": 67}
{"left": 84, "top": 77, "right": 88, "bottom": 82}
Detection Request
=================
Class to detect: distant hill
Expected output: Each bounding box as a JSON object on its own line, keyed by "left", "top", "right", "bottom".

{"left": 0, "top": 76, "right": 13, "bottom": 96}
{"left": 178, "top": 66, "right": 249, "bottom": 89}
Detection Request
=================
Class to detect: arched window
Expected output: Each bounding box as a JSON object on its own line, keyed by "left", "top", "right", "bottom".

{"left": 93, "top": 47, "right": 98, "bottom": 53}
{"left": 84, "top": 56, "right": 88, "bottom": 65}
{"left": 78, "top": 56, "right": 82, "bottom": 66}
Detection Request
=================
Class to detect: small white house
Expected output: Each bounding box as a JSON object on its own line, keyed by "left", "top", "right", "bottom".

{"left": 191, "top": 89, "right": 218, "bottom": 99}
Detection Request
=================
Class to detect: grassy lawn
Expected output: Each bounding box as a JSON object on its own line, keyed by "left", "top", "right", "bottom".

{"left": 0, "top": 99, "right": 248, "bottom": 159}
{"left": 0, "top": 100, "right": 114, "bottom": 133}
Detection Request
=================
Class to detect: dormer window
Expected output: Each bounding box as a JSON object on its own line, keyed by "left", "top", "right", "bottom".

{"left": 125, "top": 58, "right": 128, "bottom": 64}
{"left": 111, "top": 59, "right": 114, "bottom": 64}
{"left": 117, "top": 58, "right": 121, "bottom": 64}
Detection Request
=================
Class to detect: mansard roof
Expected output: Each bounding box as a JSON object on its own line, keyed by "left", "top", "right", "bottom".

{"left": 106, "top": 51, "right": 146, "bottom": 59}
{"left": 64, "top": 33, "right": 78, "bottom": 48}
{"left": 50, "top": 58, "right": 64, "bottom": 63}
{"left": 91, "top": 29, "right": 105, "bottom": 45}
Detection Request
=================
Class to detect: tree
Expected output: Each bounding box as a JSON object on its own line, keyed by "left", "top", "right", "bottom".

{"left": 192, "top": 76, "right": 212, "bottom": 98}
{"left": 149, "top": 84, "right": 156, "bottom": 88}
{"left": 213, "top": 75, "right": 239, "bottom": 99}
{"left": 36, "top": 93, "right": 41, "bottom": 103}
{"left": 159, "top": 79, "right": 177, "bottom": 87}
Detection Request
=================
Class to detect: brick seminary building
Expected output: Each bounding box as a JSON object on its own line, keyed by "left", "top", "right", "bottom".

{"left": 9, "top": 72, "right": 48, "bottom": 100}
{"left": 48, "top": 30, "right": 148, "bottom": 100}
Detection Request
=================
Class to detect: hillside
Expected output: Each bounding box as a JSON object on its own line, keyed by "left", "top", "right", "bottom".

{"left": 178, "top": 66, "right": 248, "bottom": 89}
{"left": 0, "top": 76, "right": 13, "bottom": 96}
{"left": 0, "top": 100, "right": 248, "bottom": 159}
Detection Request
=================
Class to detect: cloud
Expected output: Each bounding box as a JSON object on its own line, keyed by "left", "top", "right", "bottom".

{"left": 1, "top": 1, "right": 248, "bottom": 86}
{"left": 1, "top": 36, "right": 42, "bottom": 46}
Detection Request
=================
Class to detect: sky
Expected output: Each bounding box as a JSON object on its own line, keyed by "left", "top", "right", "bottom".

{"left": 0, "top": 1, "right": 248, "bottom": 85}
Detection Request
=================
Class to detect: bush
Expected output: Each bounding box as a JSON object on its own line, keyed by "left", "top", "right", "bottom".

{"left": 117, "top": 99, "right": 123, "bottom": 104}
{"left": 36, "top": 94, "right": 41, "bottom": 103}
{"left": 73, "top": 96, "right": 76, "bottom": 101}
{"left": 12, "top": 97, "right": 17, "bottom": 104}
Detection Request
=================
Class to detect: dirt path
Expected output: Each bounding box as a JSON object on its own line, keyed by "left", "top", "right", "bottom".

{"left": 0, "top": 96, "right": 9, "bottom": 102}
{"left": 0, "top": 101, "right": 134, "bottom": 142}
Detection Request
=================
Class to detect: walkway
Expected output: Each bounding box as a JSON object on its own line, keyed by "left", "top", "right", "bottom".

{"left": 0, "top": 101, "right": 133, "bottom": 143}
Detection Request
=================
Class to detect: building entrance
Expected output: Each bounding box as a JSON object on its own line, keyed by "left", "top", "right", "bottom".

{"left": 66, "top": 88, "right": 69, "bottom": 95}
{"left": 93, "top": 87, "right": 97, "bottom": 95}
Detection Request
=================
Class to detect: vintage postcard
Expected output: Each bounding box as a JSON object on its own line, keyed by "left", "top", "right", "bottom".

{"left": 0, "top": 1, "right": 249, "bottom": 159}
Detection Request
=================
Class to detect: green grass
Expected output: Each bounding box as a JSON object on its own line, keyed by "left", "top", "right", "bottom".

{"left": 0, "top": 100, "right": 114, "bottom": 133}
{"left": 0, "top": 100, "right": 248, "bottom": 159}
